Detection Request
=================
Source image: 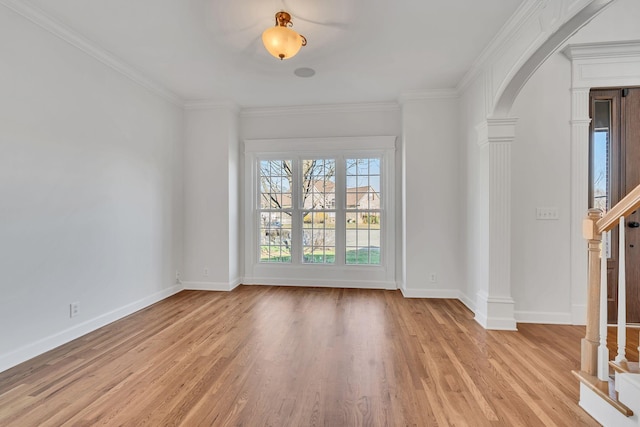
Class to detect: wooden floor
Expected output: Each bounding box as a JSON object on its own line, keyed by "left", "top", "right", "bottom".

{"left": 0, "top": 286, "right": 602, "bottom": 426}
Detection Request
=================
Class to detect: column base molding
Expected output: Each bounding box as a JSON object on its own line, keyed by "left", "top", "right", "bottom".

{"left": 474, "top": 291, "right": 517, "bottom": 330}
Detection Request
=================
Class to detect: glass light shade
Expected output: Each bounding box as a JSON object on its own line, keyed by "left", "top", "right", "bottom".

{"left": 262, "top": 26, "right": 304, "bottom": 60}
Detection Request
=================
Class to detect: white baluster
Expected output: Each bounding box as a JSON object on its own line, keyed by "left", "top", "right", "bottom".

{"left": 598, "top": 231, "right": 609, "bottom": 381}
{"left": 616, "top": 217, "right": 627, "bottom": 363}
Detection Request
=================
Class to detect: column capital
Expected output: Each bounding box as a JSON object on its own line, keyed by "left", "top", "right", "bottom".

{"left": 476, "top": 117, "right": 518, "bottom": 147}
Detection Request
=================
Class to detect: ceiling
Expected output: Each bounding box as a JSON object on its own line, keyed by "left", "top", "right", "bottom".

{"left": 25, "top": 0, "right": 525, "bottom": 107}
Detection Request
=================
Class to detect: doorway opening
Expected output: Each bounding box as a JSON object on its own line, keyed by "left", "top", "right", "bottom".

{"left": 589, "top": 87, "right": 640, "bottom": 323}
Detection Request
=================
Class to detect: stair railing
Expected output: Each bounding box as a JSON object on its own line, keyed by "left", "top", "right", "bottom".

{"left": 582, "top": 183, "right": 640, "bottom": 378}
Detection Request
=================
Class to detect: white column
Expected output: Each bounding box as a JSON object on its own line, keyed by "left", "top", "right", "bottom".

{"left": 616, "top": 217, "right": 627, "bottom": 363}
{"left": 570, "top": 88, "right": 592, "bottom": 324}
{"left": 598, "top": 230, "right": 609, "bottom": 381}
{"left": 475, "top": 118, "right": 518, "bottom": 330}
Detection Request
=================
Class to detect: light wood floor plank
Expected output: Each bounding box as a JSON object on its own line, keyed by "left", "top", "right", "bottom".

{"left": 0, "top": 286, "right": 605, "bottom": 426}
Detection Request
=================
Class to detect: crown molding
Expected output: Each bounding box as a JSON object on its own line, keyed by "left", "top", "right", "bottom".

{"left": 398, "top": 89, "right": 459, "bottom": 104}
{"left": 240, "top": 101, "right": 400, "bottom": 118}
{"left": 0, "top": 0, "right": 184, "bottom": 106}
{"left": 456, "top": 0, "right": 546, "bottom": 93}
{"left": 184, "top": 100, "right": 240, "bottom": 113}
{"left": 562, "top": 40, "right": 640, "bottom": 60}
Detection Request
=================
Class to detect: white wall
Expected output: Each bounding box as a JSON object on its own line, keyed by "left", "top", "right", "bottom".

{"left": 183, "top": 107, "right": 240, "bottom": 290}
{"left": 240, "top": 105, "right": 401, "bottom": 141}
{"left": 0, "top": 8, "right": 184, "bottom": 371}
{"left": 510, "top": 53, "right": 573, "bottom": 323}
{"left": 460, "top": 76, "right": 490, "bottom": 311}
{"left": 401, "top": 97, "right": 463, "bottom": 297}
{"left": 570, "top": 0, "right": 640, "bottom": 44}
{"left": 228, "top": 113, "right": 241, "bottom": 284}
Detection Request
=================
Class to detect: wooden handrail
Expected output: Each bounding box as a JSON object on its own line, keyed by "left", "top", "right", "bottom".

{"left": 597, "top": 184, "right": 640, "bottom": 233}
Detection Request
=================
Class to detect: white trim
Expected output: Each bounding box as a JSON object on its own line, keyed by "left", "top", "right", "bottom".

{"left": 461, "top": 0, "right": 612, "bottom": 116}
{"left": 243, "top": 137, "right": 397, "bottom": 289}
{"left": 400, "top": 288, "right": 460, "bottom": 299}
{"left": 514, "top": 310, "right": 573, "bottom": 325}
{"left": 242, "top": 278, "right": 397, "bottom": 290}
{"left": 475, "top": 314, "right": 519, "bottom": 331}
{"left": 0, "top": 284, "right": 183, "bottom": 374}
{"left": 564, "top": 41, "right": 640, "bottom": 329}
{"left": 0, "top": 0, "right": 183, "bottom": 106}
{"left": 184, "top": 100, "right": 240, "bottom": 112}
{"left": 244, "top": 136, "right": 397, "bottom": 153}
{"left": 564, "top": 41, "right": 640, "bottom": 89}
{"left": 182, "top": 280, "right": 241, "bottom": 292}
{"left": 476, "top": 118, "right": 519, "bottom": 147}
{"left": 458, "top": 292, "right": 477, "bottom": 312}
{"left": 240, "top": 102, "right": 400, "bottom": 118}
{"left": 563, "top": 40, "right": 640, "bottom": 60}
{"left": 618, "top": 373, "right": 640, "bottom": 412}
{"left": 474, "top": 291, "right": 517, "bottom": 331}
{"left": 578, "top": 383, "right": 637, "bottom": 427}
{"left": 457, "top": 0, "right": 547, "bottom": 93}
{"left": 398, "top": 89, "right": 459, "bottom": 103}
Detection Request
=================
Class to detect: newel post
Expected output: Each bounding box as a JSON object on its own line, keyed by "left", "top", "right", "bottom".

{"left": 581, "top": 208, "right": 603, "bottom": 375}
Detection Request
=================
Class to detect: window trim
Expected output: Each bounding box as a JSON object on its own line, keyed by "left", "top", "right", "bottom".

{"left": 243, "top": 136, "right": 397, "bottom": 289}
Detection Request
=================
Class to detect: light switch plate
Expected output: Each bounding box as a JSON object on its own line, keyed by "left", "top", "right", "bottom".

{"left": 536, "top": 207, "right": 559, "bottom": 220}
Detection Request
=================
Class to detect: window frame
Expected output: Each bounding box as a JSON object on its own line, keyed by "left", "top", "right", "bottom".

{"left": 243, "top": 136, "right": 396, "bottom": 289}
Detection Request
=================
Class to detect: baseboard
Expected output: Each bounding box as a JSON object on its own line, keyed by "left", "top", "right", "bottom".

{"left": 474, "top": 292, "right": 517, "bottom": 331}
{"left": 230, "top": 277, "right": 242, "bottom": 290}
{"left": 400, "top": 288, "right": 460, "bottom": 299}
{"left": 474, "top": 313, "right": 519, "bottom": 330}
{"left": 572, "top": 304, "right": 587, "bottom": 325}
{"left": 242, "top": 277, "right": 397, "bottom": 290}
{"left": 398, "top": 280, "right": 406, "bottom": 294}
{"left": 0, "top": 284, "right": 182, "bottom": 374}
{"left": 182, "top": 280, "right": 241, "bottom": 292}
{"left": 515, "top": 310, "right": 572, "bottom": 325}
{"left": 458, "top": 292, "right": 476, "bottom": 312}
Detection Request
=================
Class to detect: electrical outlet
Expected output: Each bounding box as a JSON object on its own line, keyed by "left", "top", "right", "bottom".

{"left": 70, "top": 302, "right": 79, "bottom": 318}
{"left": 203, "top": 268, "right": 209, "bottom": 277}
{"left": 429, "top": 273, "right": 437, "bottom": 283}
{"left": 175, "top": 270, "right": 181, "bottom": 284}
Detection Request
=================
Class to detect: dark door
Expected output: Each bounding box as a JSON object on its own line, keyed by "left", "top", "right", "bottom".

{"left": 590, "top": 88, "right": 640, "bottom": 323}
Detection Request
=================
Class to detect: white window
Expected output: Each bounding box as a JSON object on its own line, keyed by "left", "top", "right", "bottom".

{"left": 244, "top": 137, "right": 396, "bottom": 289}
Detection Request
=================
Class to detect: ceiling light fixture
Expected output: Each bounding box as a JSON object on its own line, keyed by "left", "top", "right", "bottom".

{"left": 262, "top": 11, "right": 307, "bottom": 60}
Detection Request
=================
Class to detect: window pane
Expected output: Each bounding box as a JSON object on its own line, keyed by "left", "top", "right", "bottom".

{"left": 591, "top": 100, "right": 610, "bottom": 213}
{"left": 260, "top": 160, "right": 292, "bottom": 209}
{"left": 345, "top": 157, "right": 381, "bottom": 265}
{"left": 259, "top": 160, "right": 293, "bottom": 263}
{"left": 301, "top": 158, "right": 336, "bottom": 264}
{"left": 345, "top": 211, "right": 381, "bottom": 265}
{"left": 302, "top": 159, "right": 335, "bottom": 210}
{"left": 346, "top": 158, "right": 381, "bottom": 210}
{"left": 592, "top": 130, "right": 609, "bottom": 212}
{"left": 303, "top": 212, "right": 335, "bottom": 264}
{"left": 259, "top": 212, "right": 292, "bottom": 263}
